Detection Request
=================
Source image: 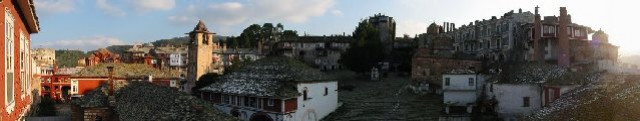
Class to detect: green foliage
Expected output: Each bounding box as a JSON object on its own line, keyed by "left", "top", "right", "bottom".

{"left": 232, "top": 23, "right": 297, "bottom": 48}
{"left": 86, "top": 45, "right": 133, "bottom": 56}
{"left": 151, "top": 36, "right": 190, "bottom": 46}
{"left": 55, "top": 50, "right": 86, "bottom": 67}
{"left": 340, "top": 20, "right": 386, "bottom": 73}
{"left": 282, "top": 30, "right": 298, "bottom": 40}
{"left": 192, "top": 73, "right": 223, "bottom": 93}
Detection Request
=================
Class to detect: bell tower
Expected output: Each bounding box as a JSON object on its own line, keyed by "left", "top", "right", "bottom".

{"left": 186, "top": 20, "right": 215, "bottom": 93}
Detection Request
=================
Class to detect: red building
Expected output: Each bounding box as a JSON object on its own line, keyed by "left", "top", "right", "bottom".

{"left": 0, "top": 0, "right": 40, "bottom": 120}
{"left": 80, "top": 49, "right": 121, "bottom": 67}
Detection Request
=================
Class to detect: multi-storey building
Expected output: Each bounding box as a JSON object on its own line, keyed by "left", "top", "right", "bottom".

{"left": 367, "top": 13, "right": 396, "bottom": 56}
{"left": 1, "top": 0, "right": 40, "bottom": 120}
{"left": 277, "top": 36, "right": 351, "bottom": 71}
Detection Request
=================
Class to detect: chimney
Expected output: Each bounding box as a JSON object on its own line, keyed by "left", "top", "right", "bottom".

{"left": 519, "top": 8, "right": 522, "bottom": 13}
{"left": 443, "top": 22, "right": 447, "bottom": 32}
{"left": 451, "top": 23, "right": 455, "bottom": 31}
{"left": 533, "top": 6, "right": 542, "bottom": 63}
{"left": 557, "top": 7, "right": 570, "bottom": 66}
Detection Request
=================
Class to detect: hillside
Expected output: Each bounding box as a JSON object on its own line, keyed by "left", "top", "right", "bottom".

{"left": 55, "top": 50, "right": 86, "bottom": 67}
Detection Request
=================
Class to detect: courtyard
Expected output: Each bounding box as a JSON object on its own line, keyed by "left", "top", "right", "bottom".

{"left": 322, "top": 71, "right": 443, "bottom": 121}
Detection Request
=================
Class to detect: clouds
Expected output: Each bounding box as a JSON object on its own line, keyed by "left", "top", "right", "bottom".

{"left": 396, "top": 19, "right": 428, "bottom": 37}
{"left": 129, "top": 0, "right": 175, "bottom": 13}
{"left": 95, "top": 0, "right": 175, "bottom": 16}
{"left": 40, "top": 36, "right": 126, "bottom": 51}
{"left": 96, "top": 0, "right": 126, "bottom": 16}
{"left": 169, "top": 0, "right": 336, "bottom": 26}
{"left": 34, "top": 0, "right": 75, "bottom": 15}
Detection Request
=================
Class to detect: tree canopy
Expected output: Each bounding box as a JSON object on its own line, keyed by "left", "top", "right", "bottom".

{"left": 55, "top": 50, "right": 86, "bottom": 67}
{"left": 339, "top": 20, "right": 386, "bottom": 73}
{"left": 231, "top": 23, "right": 298, "bottom": 48}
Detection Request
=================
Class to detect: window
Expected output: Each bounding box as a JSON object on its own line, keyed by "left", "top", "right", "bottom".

{"left": 20, "top": 32, "right": 26, "bottom": 97}
{"left": 248, "top": 97, "right": 256, "bottom": 108}
{"left": 71, "top": 80, "right": 78, "bottom": 94}
{"left": 444, "top": 78, "right": 450, "bottom": 86}
{"left": 303, "top": 87, "right": 309, "bottom": 100}
{"left": 324, "top": 87, "right": 328, "bottom": 96}
{"left": 257, "top": 98, "right": 263, "bottom": 109}
{"left": 490, "top": 84, "right": 493, "bottom": 92}
{"left": 523, "top": 97, "right": 530, "bottom": 107}
{"left": 5, "top": 8, "right": 15, "bottom": 112}
{"left": 268, "top": 99, "right": 274, "bottom": 106}
{"left": 468, "top": 78, "right": 474, "bottom": 86}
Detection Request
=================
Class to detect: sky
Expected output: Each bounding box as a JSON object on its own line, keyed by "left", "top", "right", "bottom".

{"left": 31, "top": 0, "right": 640, "bottom": 56}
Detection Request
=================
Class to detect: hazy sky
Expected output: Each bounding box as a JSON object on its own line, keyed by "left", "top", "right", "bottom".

{"left": 31, "top": 0, "right": 639, "bottom": 56}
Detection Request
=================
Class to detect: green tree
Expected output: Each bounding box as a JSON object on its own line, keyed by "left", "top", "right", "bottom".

{"left": 339, "top": 20, "right": 386, "bottom": 73}
{"left": 55, "top": 50, "right": 87, "bottom": 67}
{"left": 281, "top": 30, "right": 298, "bottom": 40}
{"left": 238, "top": 24, "right": 262, "bottom": 48}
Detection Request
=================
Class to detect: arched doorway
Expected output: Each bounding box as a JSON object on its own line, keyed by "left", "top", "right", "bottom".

{"left": 250, "top": 113, "right": 273, "bottom": 121}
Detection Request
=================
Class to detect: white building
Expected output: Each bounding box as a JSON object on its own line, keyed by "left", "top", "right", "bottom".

{"left": 199, "top": 57, "right": 338, "bottom": 121}
{"left": 484, "top": 84, "right": 541, "bottom": 120}
{"left": 442, "top": 70, "right": 485, "bottom": 114}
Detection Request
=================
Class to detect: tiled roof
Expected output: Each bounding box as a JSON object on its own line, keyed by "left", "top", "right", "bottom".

{"left": 73, "top": 63, "right": 180, "bottom": 78}
{"left": 200, "top": 57, "right": 333, "bottom": 98}
{"left": 115, "top": 82, "right": 238, "bottom": 121}
{"left": 72, "top": 84, "right": 109, "bottom": 108}
{"left": 490, "top": 63, "right": 601, "bottom": 85}
{"left": 523, "top": 75, "right": 640, "bottom": 120}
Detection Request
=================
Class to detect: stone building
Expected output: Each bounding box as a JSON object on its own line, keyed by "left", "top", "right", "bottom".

{"left": 186, "top": 20, "right": 224, "bottom": 94}
{"left": 367, "top": 13, "right": 396, "bottom": 57}
{"left": 276, "top": 36, "right": 351, "bottom": 71}
{"left": 199, "top": 57, "right": 339, "bottom": 121}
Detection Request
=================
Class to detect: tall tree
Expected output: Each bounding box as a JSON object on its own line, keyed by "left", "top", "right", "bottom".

{"left": 340, "top": 20, "right": 386, "bottom": 73}
{"left": 281, "top": 30, "right": 298, "bottom": 40}
{"left": 238, "top": 24, "right": 262, "bottom": 48}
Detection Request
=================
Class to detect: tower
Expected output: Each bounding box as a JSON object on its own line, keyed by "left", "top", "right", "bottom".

{"left": 186, "top": 20, "right": 215, "bottom": 93}
{"left": 533, "top": 6, "right": 542, "bottom": 63}
{"left": 558, "top": 7, "right": 570, "bottom": 66}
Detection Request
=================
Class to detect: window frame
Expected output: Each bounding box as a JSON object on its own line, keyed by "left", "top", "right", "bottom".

{"left": 5, "top": 7, "right": 15, "bottom": 113}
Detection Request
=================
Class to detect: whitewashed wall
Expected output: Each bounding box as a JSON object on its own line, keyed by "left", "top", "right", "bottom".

{"left": 291, "top": 81, "right": 339, "bottom": 121}
{"left": 442, "top": 74, "right": 477, "bottom": 91}
{"left": 486, "top": 84, "right": 541, "bottom": 120}
{"left": 444, "top": 91, "right": 476, "bottom": 106}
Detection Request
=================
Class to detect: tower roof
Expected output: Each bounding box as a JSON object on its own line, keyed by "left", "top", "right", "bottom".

{"left": 191, "top": 20, "right": 213, "bottom": 33}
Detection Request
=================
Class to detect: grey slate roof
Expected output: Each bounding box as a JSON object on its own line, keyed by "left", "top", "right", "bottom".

{"left": 115, "top": 82, "right": 238, "bottom": 121}
{"left": 523, "top": 75, "right": 640, "bottom": 121}
{"left": 200, "top": 57, "right": 333, "bottom": 98}
{"left": 490, "top": 63, "right": 601, "bottom": 85}
{"left": 71, "top": 84, "right": 109, "bottom": 108}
